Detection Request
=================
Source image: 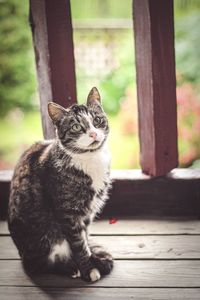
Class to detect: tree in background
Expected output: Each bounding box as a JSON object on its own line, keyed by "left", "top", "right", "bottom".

{"left": 0, "top": 0, "right": 36, "bottom": 117}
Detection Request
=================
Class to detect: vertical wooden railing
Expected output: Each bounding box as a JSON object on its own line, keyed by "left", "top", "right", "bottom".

{"left": 133, "top": 0, "right": 178, "bottom": 176}
{"left": 29, "top": 0, "right": 77, "bottom": 139}
{"left": 30, "top": 0, "right": 178, "bottom": 176}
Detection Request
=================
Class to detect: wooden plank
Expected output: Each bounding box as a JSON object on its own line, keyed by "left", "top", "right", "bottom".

{"left": 1, "top": 169, "right": 200, "bottom": 218}
{"left": 2, "top": 219, "right": 200, "bottom": 236}
{"left": 112, "top": 168, "right": 200, "bottom": 180}
{"left": 91, "top": 219, "right": 200, "bottom": 235}
{"left": 2, "top": 235, "right": 200, "bottom": 260}
{"left": 2, "top": 169, "right": 200, "bottom": 183}
{"left": 106, "top": 172, "right": 200, "bottom": 217}
{"left": 0, "top": 221, "right": 8, "bottom": 235}
{"left": 133, "top": 0, "right": 178, "bottom": 176}
{"left": 0, "top": 182, "right": 10, "bottom": 220}
{"left": 0, "top": 260, "right": 200, "bottom": 287}
{"left": 29, "top": 0, "right": 77, "bottom": 139}
{"left": 0, "top": 170, "right": 13, "bottom": 182}
{"left": 0, "top": 287, "right": 200, "bottom": 300}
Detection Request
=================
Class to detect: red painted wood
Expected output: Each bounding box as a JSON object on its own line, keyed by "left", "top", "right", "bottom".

{"left": 133, "top": 0, "right": 178, "bottom": 176}
{"left": 29, "top": 0, "right": 77, "bottom": 139}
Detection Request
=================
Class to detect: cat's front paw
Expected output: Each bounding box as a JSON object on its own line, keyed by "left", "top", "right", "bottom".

{"left": 91, "top": 252, "right": 113, "bottom": 275}
{"left": 81, "top": 267, "right": 101, "bottom": 282}
{"left": 89, "top": 268, "right": 101, "bottom": 282}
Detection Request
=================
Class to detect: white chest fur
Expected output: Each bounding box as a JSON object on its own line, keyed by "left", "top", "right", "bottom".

{"left": 70, "top": 144, "right": 111, "bottom": 193}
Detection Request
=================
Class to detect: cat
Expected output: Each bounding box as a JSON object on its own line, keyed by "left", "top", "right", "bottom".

{"left": 8, "top": 87, "right": 113, "bottom": 282}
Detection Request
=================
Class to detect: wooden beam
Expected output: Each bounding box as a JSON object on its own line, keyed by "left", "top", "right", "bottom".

{"left": 133, "top": 0, "right": 178, "bottom": 176}
{"left": 1, "top": 169, "right": 200, "bottom": 219}
{"left": 29, "top": 0, "right": 77, "bottom": 139}
{"left": 104, "top": 169, "right": 200, "bottom": 217}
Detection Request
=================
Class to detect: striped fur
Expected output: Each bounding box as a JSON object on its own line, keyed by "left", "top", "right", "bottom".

{"left": 8, "top": 88, "right": 113, "bottom": 282}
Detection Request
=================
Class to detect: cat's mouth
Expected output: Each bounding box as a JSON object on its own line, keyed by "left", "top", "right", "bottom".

{"left": 89, "top": 140, "right": 101, "bottom": 147}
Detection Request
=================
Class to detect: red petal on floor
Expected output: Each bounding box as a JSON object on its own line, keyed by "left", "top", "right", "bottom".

{"left": 109, "top": 218, "right": 118, "bottom": 224}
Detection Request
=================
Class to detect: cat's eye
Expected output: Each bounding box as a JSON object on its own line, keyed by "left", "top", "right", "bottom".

{"left": 71, "top": 123, "right": 82, "bottom": 132}
{"left": 93, "top": 116, "right": 102, "bottom": 126}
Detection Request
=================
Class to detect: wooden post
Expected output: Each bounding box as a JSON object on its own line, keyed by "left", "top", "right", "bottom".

{"left": 133, "top": 0, "right": 178, "bottom": 176}
{"left": 29, "top": 0, "right": 77, "bottom": 139}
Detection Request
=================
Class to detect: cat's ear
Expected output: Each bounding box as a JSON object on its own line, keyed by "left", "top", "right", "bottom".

{"left": 87, "top": 87, "right": 101, "bottom": 106}
{"left": 48, "top": 102, "right": 66, "bottom": 124}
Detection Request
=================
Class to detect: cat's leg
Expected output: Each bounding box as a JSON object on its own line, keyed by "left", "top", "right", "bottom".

{"left": 23, "top": 242, "right": 78, "bottom": 277}
{"left": 22, "top": 233, "right": 52, "bottom": 275}
{"left": 62, "top": 219, "right": 101, "bottom": 282}
{"left": 43, "top": 227, "right": 80, "bottom": 277}
{"left": 84, "top": 219, "right": 114, "bottom": 276}
{"left": 21, "top": 227, "right": 77, "bottom": 277}
{"left": 47, "top": 238, "right": 78, "bottom": 277}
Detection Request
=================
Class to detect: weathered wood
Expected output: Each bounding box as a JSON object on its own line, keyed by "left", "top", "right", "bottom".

{"left": 2, "top": 235, "right": 200, "bottom": 260}
{"left": 1, "top": 169, "right": 200, "bottom": 218}
{"left": 1, "top": 218, "right": 200, "bottom": 297}
{"left": 2, "top": 219, "right": 200, "bottom": 236}
{"left": 106, "top": 170, "right": 200, "bottom": 217}
{"left": 29, "top": 0, "right": 77, "bottom": 139}
{"left": 2, "top": 169, "right": 200, "bottom": 183}
{"left": 0, "top": 287, "right": 200, "bottom": 300}
{"left": 0, "top": 182, "right": 10, "bottom": 220}
{"left": 0, "top": 170, "right": 13, "bottom": 182}
{"left": 91, "top": 218, "right": 200, "bottom": 235}
{"left": 111, "top": 168, "right": 200, "bottom": 180}
{"left": 133, "top": 0, "right": 178, "bottom": 176}
{"left": 0, "top": 170, "right": 11, "bottom": 219}
{"left": 1, "top": 260, "right": 200, "bottom": 287}
{"left": 0, "top": 221, "right": 8, "bottom": 235}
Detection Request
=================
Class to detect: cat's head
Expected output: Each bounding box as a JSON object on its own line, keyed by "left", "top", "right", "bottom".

{"left": 48, "top": 87, "right": 109, "bottom": 153}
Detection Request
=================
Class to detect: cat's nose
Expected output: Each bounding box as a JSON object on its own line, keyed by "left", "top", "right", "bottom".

{"left": 89, "top": 132, "right": 97, "bottom": 140}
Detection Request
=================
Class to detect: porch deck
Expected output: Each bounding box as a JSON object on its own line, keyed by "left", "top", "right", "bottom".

{"left": 0, "top": 218, "right": 200, "bottom": 299}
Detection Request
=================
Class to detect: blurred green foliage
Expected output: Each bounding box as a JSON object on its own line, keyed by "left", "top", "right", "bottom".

{"left": 71, "top": 0, "right": 132, "bottom": 19}
{"left": 99, "top": 37, "right": 135, "bottom": 115}
{"left": 175, "top": 12, "right": 200, "bottom": 85}
{"left": 74, "top": 1, "right": 200, "bottom": 116}
{"left": 0, "top": 0, "right": 200, "bottom": 117}
{"left": 0, "top": 0, "right": 36, "bottom": 116}
{"left": 71, "top": 0, "right": 200, "bottom": 20}
{"left": 0, "top": 111, "right": 42, "bottom": 169}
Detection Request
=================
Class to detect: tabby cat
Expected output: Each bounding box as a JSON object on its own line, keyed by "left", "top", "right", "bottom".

{"left": 8, "top": 87, "right": 113, "bottom": 282}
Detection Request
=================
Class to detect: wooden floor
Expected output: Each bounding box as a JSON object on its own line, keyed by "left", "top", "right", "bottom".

{"left": 1, "top": 218, "right": 200, "bottom": 299}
